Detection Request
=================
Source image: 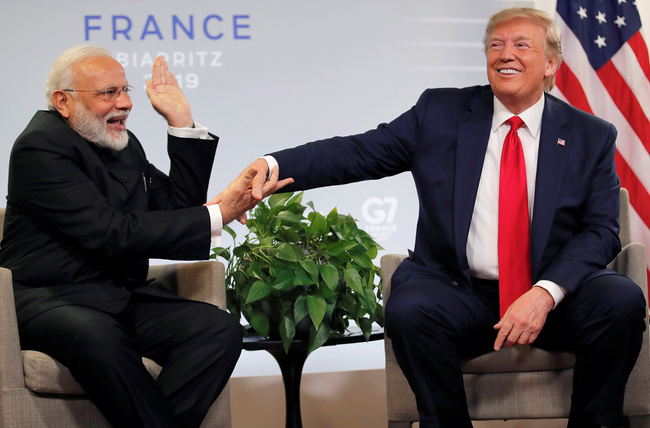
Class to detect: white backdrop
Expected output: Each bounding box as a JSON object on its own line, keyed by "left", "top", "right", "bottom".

{"left": 1, "top": 1, "right": 648, "bottom": 377}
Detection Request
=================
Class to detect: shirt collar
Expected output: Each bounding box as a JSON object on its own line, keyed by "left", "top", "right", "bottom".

{"left": 491, "top": 94, "right": 545, "bottom": 139}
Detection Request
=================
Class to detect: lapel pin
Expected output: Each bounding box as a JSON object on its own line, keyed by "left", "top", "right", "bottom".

{"left": 557, "top": 138, "right": 566, "bottom": 146}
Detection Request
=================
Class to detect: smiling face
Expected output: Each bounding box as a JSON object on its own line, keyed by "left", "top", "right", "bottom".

{"left": 486, "top": 17, "right": 559, "bottom": 114}
{"left": 53, "top": 56, "right": 133, "bottom": 150}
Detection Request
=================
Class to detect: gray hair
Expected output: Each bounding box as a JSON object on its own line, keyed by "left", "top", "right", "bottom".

{"left": 45, "top": 45, "right": 113, "bottom": 111}
{"left": 483, "top": 7, "right": 563, "bottom": 92}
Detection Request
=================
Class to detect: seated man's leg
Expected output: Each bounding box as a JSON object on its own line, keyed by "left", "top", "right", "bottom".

{"left": 19, "top": 304, "right": 178, "bottom": 428}
{"left": 536, "top": 274, "right": 647, "bottom": 428}
{"left": 385, "top": 278, "right": 499, "bottom": 428}
{"left": 122, "top": 294, "right": 242, "bottom": 428}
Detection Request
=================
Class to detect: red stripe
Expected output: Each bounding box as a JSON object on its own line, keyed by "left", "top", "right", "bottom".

{"left": 596, "top": 62, "right": 650, "bottom": 153}
{"left": 615, "top": 151, "right": 650, "bottom": 232}
{"left": 627, "top": 32, "right": 650, "bottom": 82}
{"left": 555, "top": 64, "right": 593, "bottom": 114}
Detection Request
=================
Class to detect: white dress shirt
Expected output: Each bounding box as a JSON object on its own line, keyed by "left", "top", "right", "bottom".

{"left": 467, "top": 95, "right": 567, "bottom": 307}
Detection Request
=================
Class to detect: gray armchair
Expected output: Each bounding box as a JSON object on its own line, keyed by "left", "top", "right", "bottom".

{"left": 381, "top": 188, "right": 650, "bottom": 427}
{"left": 0, "top": 208, "right": 232, "bottom": 427}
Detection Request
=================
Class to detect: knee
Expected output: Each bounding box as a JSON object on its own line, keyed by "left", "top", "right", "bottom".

{"left": 595, "top": 277, "right": 646, "bottom": 326}
{"left": 385, "top": 285, "right": 438, "bottom": 338}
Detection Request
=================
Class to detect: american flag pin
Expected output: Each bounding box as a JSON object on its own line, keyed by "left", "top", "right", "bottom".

{"left": 557, "top": 138, "right": 566, "bottom": 146}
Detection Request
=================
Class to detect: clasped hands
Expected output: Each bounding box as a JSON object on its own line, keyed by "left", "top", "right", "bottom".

{"left": 206, "top": 159, "right": 294, "bottom": 225}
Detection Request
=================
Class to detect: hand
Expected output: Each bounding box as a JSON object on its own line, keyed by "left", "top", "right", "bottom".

{"left": 206, "top": 162, "right": 294, "bottom": 225}
{"left": 145, "top": 56, "right": 194, "bottom": 128}
{"left": 493, "top": 286, "right": 554, "bottom": 351}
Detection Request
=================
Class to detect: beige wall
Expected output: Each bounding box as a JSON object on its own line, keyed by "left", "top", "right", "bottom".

{"left": 230, "top": 369, "right": 568, "bottom": 428}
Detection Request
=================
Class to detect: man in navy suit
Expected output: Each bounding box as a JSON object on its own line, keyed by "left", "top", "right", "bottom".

{"left": 0, "top": 46, "right": 290, "bottom": 427}
{"left": 227, "top": 7, "right": 647, "bottom": 428}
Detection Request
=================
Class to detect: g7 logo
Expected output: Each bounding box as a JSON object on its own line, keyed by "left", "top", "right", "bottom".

{"left": 362, "top": 197, "right": 398, "bottom": 225}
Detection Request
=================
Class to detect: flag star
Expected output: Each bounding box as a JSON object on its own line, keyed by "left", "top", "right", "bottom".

{"left": 577, "top": 6, "right": 588, "bottom": 19}
{"left": 595, "top": 11, "right": 607, "bottom": 24}
{"left": 594, "top": 35, "right": 607, "bottom": 48}
{"left": 614, "top": 15, "right": 627, "bottom": 28}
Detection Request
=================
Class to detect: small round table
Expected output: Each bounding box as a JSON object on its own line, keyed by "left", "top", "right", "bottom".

{"left": 242, "top": 326, "right": 384, "bottom": 428}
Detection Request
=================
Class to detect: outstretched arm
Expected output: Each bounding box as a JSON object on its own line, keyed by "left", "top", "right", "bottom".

{"left": 145, "top": 56, "right": 194, "bottom": 128}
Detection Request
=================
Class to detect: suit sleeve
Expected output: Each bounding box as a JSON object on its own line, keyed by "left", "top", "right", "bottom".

{"left": 7, "top": 128, "right": 217, "bottom": 260}
{"left": 537, "top": 121, "right": 622, "bottom": 293}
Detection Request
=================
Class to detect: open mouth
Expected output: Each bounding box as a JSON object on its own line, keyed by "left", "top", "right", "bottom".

{"left": 498, "top": 68, "right": 521, "bottom": 75}
{"left": 106, "top": 115, "right": 129, "bottom": 131}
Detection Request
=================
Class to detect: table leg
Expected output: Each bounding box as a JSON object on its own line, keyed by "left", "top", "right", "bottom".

{"left": 266, "top": 346, "right": 309, "bottom": 428}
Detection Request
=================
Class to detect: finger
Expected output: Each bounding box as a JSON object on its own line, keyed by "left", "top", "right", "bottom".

{"left": 251, "top": 169, "right": 268, "bottom": 200}
{"left": 493, "top": 323, "right": 512, "bottom": 351}
{"left": 237, "top": 213, "right": 248, "bottom": 225}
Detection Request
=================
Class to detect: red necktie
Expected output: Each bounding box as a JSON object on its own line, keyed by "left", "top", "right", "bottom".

{"left": 498, "top": 116, "right": 532, "bottom": 317}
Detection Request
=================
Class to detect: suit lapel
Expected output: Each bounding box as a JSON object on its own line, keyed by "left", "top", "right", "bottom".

{"left": 530, "top": 94, "right": 570, "bottom": 280}
{"left": 453, "top": 88, "right": 494, "bottom": 278}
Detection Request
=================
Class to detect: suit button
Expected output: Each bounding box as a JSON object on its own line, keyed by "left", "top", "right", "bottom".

{"left": 450, "top": 281, "right": 459, "bottom": 287}
{"left": 120, "top": 176, "right": 128, "bottom": 182}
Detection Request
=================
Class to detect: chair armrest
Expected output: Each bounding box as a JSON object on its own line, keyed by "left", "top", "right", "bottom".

{"left": 0, "top": 267, "right": 26, "bottom": 388}
{"left": 147, "top": 261, "right": 227, "bottom": 308}
{"left": 608, "top": 242, "right": 648, "bottom": 304}
{"left": 381, "top": 254, "right": 408, "bottom": 302}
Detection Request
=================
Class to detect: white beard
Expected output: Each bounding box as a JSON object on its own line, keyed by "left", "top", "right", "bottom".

{"left": 71, "top": 104, "right": 130, "bottom": 151}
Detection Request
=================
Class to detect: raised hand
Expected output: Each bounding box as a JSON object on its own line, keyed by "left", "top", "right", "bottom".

{"left": 145, "top": 56, "right": 194, "bottom": 128}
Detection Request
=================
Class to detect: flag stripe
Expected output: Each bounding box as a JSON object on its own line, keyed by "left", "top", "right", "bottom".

{"left": 553, "top": 3, "right": 650, "bottom": 282}
{"left": 627, "top": 31, "right": 650, "bottom": 81}
{"left": 596, "top": 62, "right": 650, "bottom": 153}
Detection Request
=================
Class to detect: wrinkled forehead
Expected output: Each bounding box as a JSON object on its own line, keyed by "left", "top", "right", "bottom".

{"left": 72, "top": 56, "right": 128, "bottom": 89}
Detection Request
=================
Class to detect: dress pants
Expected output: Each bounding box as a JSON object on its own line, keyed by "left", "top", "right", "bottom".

{"left": 19, "top": 290, "right": 243, "bottom": 428}
{"left": 384, "top": 274, "right": 646, "bottom": 428}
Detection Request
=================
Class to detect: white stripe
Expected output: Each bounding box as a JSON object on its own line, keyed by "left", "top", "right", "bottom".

{"left": 611, "top": 41, "right": 650, "bottom": 120}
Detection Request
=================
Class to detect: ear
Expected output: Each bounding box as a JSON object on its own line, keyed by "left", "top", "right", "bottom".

{"left": 52, "top": 90, "right": 73, "bottom": 119}
{"left": 544, "top": 56, "right": 560, "bottom": 79}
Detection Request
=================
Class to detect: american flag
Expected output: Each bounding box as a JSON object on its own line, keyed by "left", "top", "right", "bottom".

{"left": 551, "top": 0, "right": 650, "bottom": 286}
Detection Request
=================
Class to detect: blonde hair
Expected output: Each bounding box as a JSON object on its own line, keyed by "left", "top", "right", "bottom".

{"left": 483, "top": 7, "right": 562, "bottom": 91}
{"left": 45, "top": 45, "right": 112, "bottom": 111}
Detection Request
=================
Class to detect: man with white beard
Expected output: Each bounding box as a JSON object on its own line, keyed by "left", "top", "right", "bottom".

{"left": 0, "top": 45, "right": 290, "bottom": 427}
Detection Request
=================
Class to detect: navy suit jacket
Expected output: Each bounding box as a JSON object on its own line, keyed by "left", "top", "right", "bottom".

{"left": 0, "top": 111, "right": 218, "bottom": 325}
{"left": 271, "top": 85, "right": 621, "bottom": 296}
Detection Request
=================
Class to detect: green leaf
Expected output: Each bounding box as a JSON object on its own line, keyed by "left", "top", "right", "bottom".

{"left": 275, "top": 243, "right": 305, "bottom": 262}
{"left": 293, "top": 269, "right": 315, "bottom": 286}
{"left": 244, "top": 280, "right": 271, "bottom": 304}
{"left": 351, "top": 253, "right": 374, "bottom": 269}
{"left": 250, "top": 309, "right": 270, "bottom": 338}
{"left": 210, "top": 247, "right": 230, "bottom": 261}
{"left": 308, "top": 322, "right": 331, "bottom": 354}
{"left": 343, "top": 268, "right": 364, "bottom": 295}
{"left": 319, "top": 264, "right": 339, "bottom": 291}
{"left": 223, "top": 224, "right": 237, "bottom": 241}
{"left": 300, "top": 259, "right": 319, "bottom": 283}
{"left": 309, "top": 212, "right": 328, "bottom": 235}
{"left": 279, "top": 316, "right": 296, "bottom": 354}
{"left": 294, "top": 295, "right": 309, "bottom": 324}
{"left": 307, "top": 295, "right": 327, "bottom": 329}
{"left": 358, "top": 317, "right": 372, "bottom": 341}
{"left": 273, "top": 270, "right": 297, "bottom": 291}
{"left": 269, "top": 192, "right": 293, "bottom": 208}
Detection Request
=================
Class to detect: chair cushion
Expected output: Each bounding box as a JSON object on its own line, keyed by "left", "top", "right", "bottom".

{"left": 22, "top": 350, "right": 163, "bottom": 395}
{"left": 461, "top": 345, "right": 576, "bottom": 374}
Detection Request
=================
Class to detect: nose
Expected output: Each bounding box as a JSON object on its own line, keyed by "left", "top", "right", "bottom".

{"left": 115, "top": 89, "right": 133, "bottom": 109}
{"left": 500, "top": 43, "right": 516, "bottom": 61}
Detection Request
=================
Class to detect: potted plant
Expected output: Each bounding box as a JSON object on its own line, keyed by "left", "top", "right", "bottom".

{"left": 211, "top": 191, "right": 384, "bottom": 354}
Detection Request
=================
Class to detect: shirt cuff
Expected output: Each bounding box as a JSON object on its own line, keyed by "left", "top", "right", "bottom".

{"left": 261, "top": 155, "right": 278, "bottom": 180}
{"left": 534, "top": 280, "right": 569, "bottom": 309}
{"left": 206, "top": 204, "right": 223, "bottom": 250}
{"left": 168, "top": 122, "right": 213, "bottom": 140}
